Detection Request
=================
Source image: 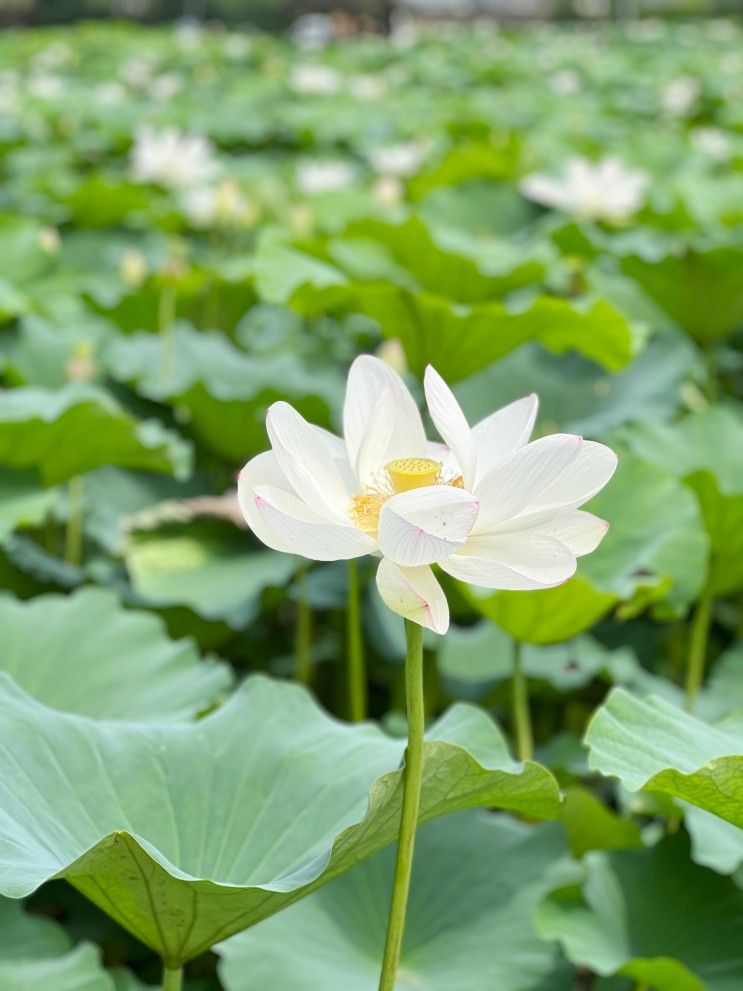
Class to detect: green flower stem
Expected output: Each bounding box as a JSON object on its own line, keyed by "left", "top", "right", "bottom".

{"left": 162, "top": 964, "right": 183, "bottom": 991}
{"left": 512, "top": 640, "right": 533, "bottom": 763}
{"left": 64, "top": 476, "right": 85, "bottom": 568}
{"left": 294, "top": 564, "right": 312, "bottom": 686}
{"left": 685, "top": 586, "right": 713, "bottom": 711}
{"left": 347, "top": 558, "right": 367, "bottom": 721}
{"left": 158, "top": 281, "right": 177, "bottom": 387}
{"left": 378, "top": 619, "right": 425, "bottom": 991}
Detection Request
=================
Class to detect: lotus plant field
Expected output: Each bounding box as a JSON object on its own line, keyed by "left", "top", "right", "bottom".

{"left": 0, "top": 13, "right": 742, "bottom": 991}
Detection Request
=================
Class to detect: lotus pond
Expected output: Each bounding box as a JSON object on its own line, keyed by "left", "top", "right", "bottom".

{"left": 0, "top": 14, "right": 741, "bottom": 991}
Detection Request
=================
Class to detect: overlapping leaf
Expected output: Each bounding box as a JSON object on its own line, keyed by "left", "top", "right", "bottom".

{"left": 217, "top": 812, "right": 573, "bottom": 991}
{"left": 585, "top": 688, "right": 743, "bottom": 826}
{"left": 0, "top": 675, "right": 559, "bottom": 966}
{"left": 0, "top": 384, "right": 190, "bottom": 484}
{"left": 0, "top": 587, "right": 231, "bottom": 718}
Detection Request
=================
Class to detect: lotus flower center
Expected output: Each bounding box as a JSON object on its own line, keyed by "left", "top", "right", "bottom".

{"left": 386, "top": 458, "right": 441, "bottom": 493}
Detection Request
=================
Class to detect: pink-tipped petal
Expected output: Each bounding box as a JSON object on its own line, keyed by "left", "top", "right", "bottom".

{"left": 378, "top": 486, "right": 480, "bottom": 567}
{"left": 376, "top": 558, "right": 449, "bottom": 634}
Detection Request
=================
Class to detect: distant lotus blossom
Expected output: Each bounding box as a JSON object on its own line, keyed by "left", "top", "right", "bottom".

{"left": 373, "top": 175, "right": 404, "bottom": 208}
{"left": 295, "top": 160, "right": 357, "bottom": 196}
{"left": 27, "top": 75, "right": 65, "bottom": 99}
{"left": 290, "top": 14, "right": 335, "bottom": 51}
{"left": 350, "top": 74, "right": 386, "bottom": 100}
{"left": 223, "top": 34, "right": 252, "bottom": 60}
{"left": 181, "top": 180, "right": 257, "bottom": 229}
{"left": 120, "top": 55, "right": 158, "bottom": 89}
{"left": 690, "top": 127, "right": 731, "bottom": 161}
{"left": 661, "top": 76, "right": 700, "bottom": 117}
{"left": 290, "top": 64, "right": 342, "bottom": 96}
{"left": 550, "top": 69, "right": 582, "bottom": 95}
{"left": 521, "top": 156, "right": 650, "bottom": 222}
{"left": 150, "top": 72, "right": 182, "bottom": 102}
{"left": 94, "top": 81, "right": 126, "bottom": 106}
{"left": 130, "top": 125, "right": 218, "bottom": 189}
{"left": 368, "top": 142, "right": 426, "bottom": 178}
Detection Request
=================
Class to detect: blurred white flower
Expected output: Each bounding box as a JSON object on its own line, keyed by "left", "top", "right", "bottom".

{"left": 174, "top": 20, "right": 203, "bottom": 52}
{"left": 350, "top": 74, "right": 386, "bottom": 100}
{"left": 130, "top": 125, "right": 218, "bottom": 189}
{"left": 181, "top": 179, "right": 257, "bottom": 229}
{"left": 0, "top": 70, "right": 19, "bottom": 113}
{"left": 521, "top": 156, "right": 649, "bottom": 222}
{"left": 238, "top": 356, "right": 616, "bottom": 634}
{"left": 119, "top": 248, "right": 148, "bottom": 288}
{"left": 690, "top": 127, "right": 731, "bottom": 161}
{"left": 373, "top": 175, "right": 404, "bottom": 208}
{"left": 550, "top": 69, "right": 582, "bottom": 96}
{"left": 223, "top": 33, "right": 252, "bottom": 60}
{"left": 290, "top": 14, "right": 335, "bottom": 51}
{"left": 662, "top": 76, "right": 700, "bottom": 117}
{"left": 295, "top": 159, "right": 356, "bottom": 195}
{"left": 94, "top": 81, "right": 126, "bottom": 106}
{"left": 150, "top": 72, "right": 182, "bottom": 102}
{"left": 120, "top": 55, "right": 158, "bottom": 89}
{"left": 290, "top": 64, "right": 342, "bottom": 96}
{"left": 368, "top": 141, "right": 426, "bottom": 177}
{"left": 37, "top": 225, "right": 60, "bottom": 255}
{"left": 27, "top": 74, "right": 65, "bottom": 99}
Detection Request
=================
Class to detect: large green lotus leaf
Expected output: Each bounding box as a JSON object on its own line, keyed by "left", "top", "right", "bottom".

{"left": 0, "top": 675, "right": 559, "bottom": 966}
{"left": 620, "top": 243, "right": 743, "bottom": 343}
{"left": 466, "top": 452, "right": 707, "bottom": 642}
{"left": 559, "top": 787, "right": 643, "bottom": 860}
{"left": 0, "top": 897, "right": 116, "bottom": 990}
{"left": 106, "top": 323, "right": 343, "bottom": 462}
{"left": 0, "top": 468, "right": 57, "bottom": 539}
{"left": 123, "top": 519, "right": 299, "bottom": 628}
{"left": 0, "top": 943, "right": 114, "bottom": 991}
{"left": 0, "top": 384, "right": 190, "bottom": 484}
{"left": 704, "top": 644, "right": 743, "bottom": 720}
{"left": 585, "top": 688, "right": 743, "bottom": 827}
{"left": 0, "top": 587, "right": 232, "bottom": 719}
{"left": 464, "top": 576, "right": 616, "bottom": 645}
{"left": 621, "top": 408, "right": 743, "bottom": 594}
{"left": 254, "top": 243, "right": 638, "bottom": 381}
{"left": 217, "top": 812, "right": 573, "bottom": 991}
{"left": 320, "top": 284, "right": 638, "bottom": 383}
{"left": 537, "top": 835, "right": 743, "bottom": 991}
{"left": 326, "top": 215, "right": 547, "bottom": 303}
{"left": 684, "top": 804, "right": 743, "bottom": 876}
{"left": 453, "top": 331, "right": 697, "bottom": 442}
{"left": 409, "top": 138, "right": 522, "bottom": 199}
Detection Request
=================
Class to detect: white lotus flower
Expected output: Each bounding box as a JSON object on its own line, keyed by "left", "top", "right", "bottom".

{"left": 181, "top": 179, "right": 256, "bottom": 229}
{"left": 521, "top": 156, "right": 649, "bottom": 222}
{"left": 690, "top": 127, "right": 731, "bottom": 161}
{"left": 368, "top": 142, "right": 426, "bottom": 177}
{"left": 290, "top": 64, "right": 342, "bottom": 96}
{"left": 130, "top": 125, "right": 218, "bottom": 189}
{"left": 238, "top": 356, "right": 616, "bottom": 635}
{"left": 662, "top": 76, "right": 700, "bottom": 117}
{"left": 295, "top": 159, "right": 356, "bottom": 196}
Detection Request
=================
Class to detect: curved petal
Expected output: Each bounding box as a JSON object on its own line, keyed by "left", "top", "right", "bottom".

{"left": 266, "top": 402, "right": 354, "bottom": 521}
{"left": 343, "top": 355, "right": 426, "bottom": 478}
{"left": 252, "top": 484, "right": 376, "bottom": 561}
{"left": 471, "top": 394, "right": 538, "bottom": 485}
{"left": 441, "top": 531, "right": 577, "bottom": 590}
{"left": 522, "top": 441, "right": 617, "bottom": 514}
{"left": 376, "top": 558, "right": 449, "bottom": 635}
{"left": 378, "top": 486, "right": 480, "bottom": 567}
{"left": 475, "top": 433, "right": 583, "bottom": 530}
{"left": 237, "top": 451, "right": 295, "bottom": 552}
{"left": 529, "top": 509, "right": 609, "bottom": 556}
{"left": 424, "top": 365, "right": 476, "bottom": 487}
